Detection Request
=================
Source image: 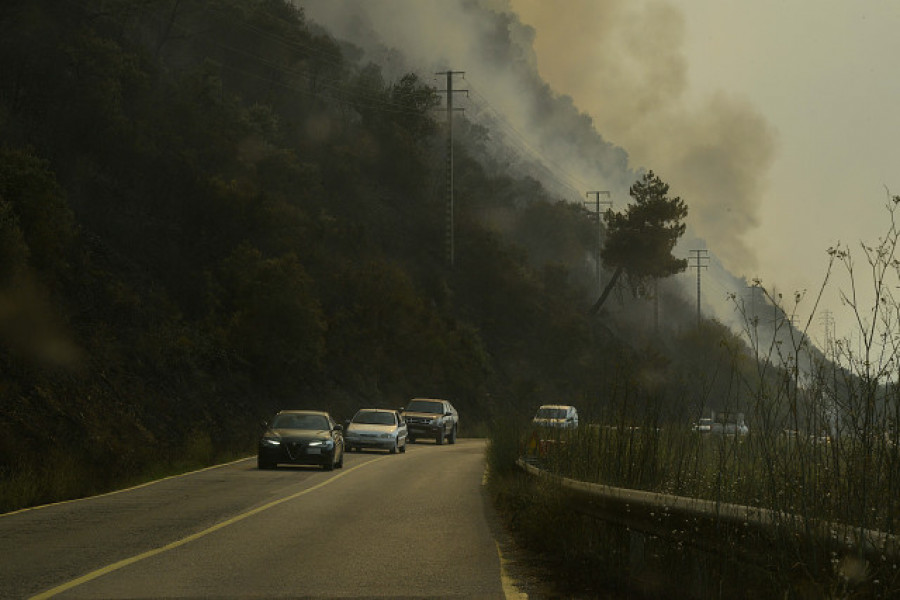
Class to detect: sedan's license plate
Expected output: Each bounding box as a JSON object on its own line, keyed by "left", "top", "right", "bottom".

{"left": 306, "top": 447, "right": 321, "bottom": 454}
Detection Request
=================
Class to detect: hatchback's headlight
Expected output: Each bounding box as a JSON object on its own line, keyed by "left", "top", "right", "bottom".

{"left": 261, "top": 437, "right": 281, "bottom": 446}
{"left": 309, "top": 440, "right": 334, "bottom": 449}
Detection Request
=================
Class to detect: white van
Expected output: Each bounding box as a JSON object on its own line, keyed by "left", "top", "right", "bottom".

{"left": 532, "top": 405, "right": 579, "bottom": 429}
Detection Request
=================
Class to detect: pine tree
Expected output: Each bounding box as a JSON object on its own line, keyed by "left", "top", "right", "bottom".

{"left": 589, "top": 170, "right": 688, "bottom": 314}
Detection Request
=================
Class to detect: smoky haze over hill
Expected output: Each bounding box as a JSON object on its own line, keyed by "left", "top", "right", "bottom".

{"left": 298, "top": 0, "right": 778, "bottom": 337}
{"left": 301, "top": 0, "right": 634, "bottom": 198}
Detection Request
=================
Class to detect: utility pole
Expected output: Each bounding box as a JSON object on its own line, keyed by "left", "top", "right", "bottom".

{"left": 689, "top": 249, "right": 709, "bottom": 327}
{"left": 747, "top": 284, "right": 760, "bottom": 357}
{"left": 584, "top": 191, "right": 611, "bottom": 297}
{"left": 436, "top": 70, "right": 467, "bottom": 268}
{"left": 820, "top": 309, "right": 835, "bottom": 355}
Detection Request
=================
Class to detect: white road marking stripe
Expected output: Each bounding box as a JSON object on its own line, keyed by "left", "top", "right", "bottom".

{"left": 29, "top": 456, "right": 388, "bottom": 599}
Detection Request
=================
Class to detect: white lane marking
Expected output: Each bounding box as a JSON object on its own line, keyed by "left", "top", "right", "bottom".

{"left": 2, "top": 456, "right": 255, "bottom": 518}
{"left": 29, "top": 456, "right": 388, "bottom": 599}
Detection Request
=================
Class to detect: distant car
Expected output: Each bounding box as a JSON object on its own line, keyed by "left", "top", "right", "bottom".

{"left": 781, "top": 429, "right": 828, "bottom": 444}
{"left": 345, "top": 408, "right": 408, "bottom": 454}
{"left": 532, "top": 405, "right": 579, "bottom": 429}
{"left": 692, "top": 418, "right": 721, "bottom": 434}
{"left": 401, "top": 398, "right": 458, "bottom": 444}
{"left": 257, "top": 410, "right": 344, "bottom": 470}
{"left": 693, "top": 417, "right": 747, "bottom": 436}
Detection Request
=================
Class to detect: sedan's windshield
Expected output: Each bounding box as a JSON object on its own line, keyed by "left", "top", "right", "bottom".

{"left": 405, "top": 400, "right": 444, "bottom": 414}
{"left": 536, "top": 408, "right": 567, "bottom": 419}
{"left": 273, "top": 414, "right": 329, "bottom": 430}
{"left": 352, "top": 411, "right": 397, "bottom": 425}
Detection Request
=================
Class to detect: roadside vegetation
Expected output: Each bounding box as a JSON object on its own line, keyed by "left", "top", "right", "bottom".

{"left": 487, "top": 199, "right": 900, "bottom": 598}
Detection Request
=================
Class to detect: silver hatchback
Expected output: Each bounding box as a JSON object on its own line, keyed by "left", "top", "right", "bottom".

{"left": 345, "top": 409, "right": 408, "bottom": 454}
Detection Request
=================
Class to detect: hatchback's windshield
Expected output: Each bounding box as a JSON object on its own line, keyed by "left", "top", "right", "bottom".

{"left": 405, "top": 400, "right": 444, "bottom": 414}
{"left": 273, "top": 414, "right": 329, "bottom": 430}
{"left": 536, "top": 408, "right": 567, "bottom": 419}
{"left": 352, "top": 411, "right": 397, "bottom": 425}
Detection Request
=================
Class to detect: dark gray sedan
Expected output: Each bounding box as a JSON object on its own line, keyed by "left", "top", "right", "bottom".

{"left": 257, "top": 410, "right": 344, "bottom": 470}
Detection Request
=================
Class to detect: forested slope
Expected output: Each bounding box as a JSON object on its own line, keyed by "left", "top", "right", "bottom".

{"left": 0, "top": 0, "right": 755, "bottom": 511}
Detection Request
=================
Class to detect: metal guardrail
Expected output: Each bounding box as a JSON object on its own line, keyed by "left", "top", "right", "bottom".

{"left": 517, "top": 458, "right": 900, "bottom": 571}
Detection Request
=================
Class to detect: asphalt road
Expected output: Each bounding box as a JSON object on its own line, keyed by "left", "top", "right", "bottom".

{"left": 0, "top": 439, "right": 519, "bottom": 599}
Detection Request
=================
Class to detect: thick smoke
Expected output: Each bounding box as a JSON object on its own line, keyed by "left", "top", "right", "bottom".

{"left": 298, "top": 0, "right": 777, "bottom": 328}
{"left": 510, "top": 0, "right": 776, "bottom": 275}
{"left": 299, "top": 0, "right": 635, "bottom": 197}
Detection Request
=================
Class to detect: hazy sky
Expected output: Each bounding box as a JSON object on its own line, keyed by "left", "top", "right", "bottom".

{"left": 301, "top": 0, "right": 900, "bottom": 348}
{"left": 511, "top": 0, "right": 900, "bottom": 345}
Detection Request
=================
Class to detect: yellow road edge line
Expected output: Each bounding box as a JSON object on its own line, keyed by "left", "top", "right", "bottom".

{"left": 3, "top": 457, "right": 255, "bottom": 518}
{"left": 484, "top": 464, "right": 528, "bottom": 600}
{"left": 29, "top": 457, "right": 388, "bottom": 600}
{"left": 496, "top": 541, "right": 528, "bottom": 600}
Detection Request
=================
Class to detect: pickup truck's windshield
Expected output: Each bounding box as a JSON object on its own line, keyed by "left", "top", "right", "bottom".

{"left": 406, "top": 400, "right": 444, "bottom": 414}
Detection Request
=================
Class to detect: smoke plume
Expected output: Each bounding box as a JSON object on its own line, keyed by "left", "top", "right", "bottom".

{"left": 299, "top": 0, "right": 776, "bottom": 285}
{"left": 510, "top": 0, "right": 776, "bottom": 274}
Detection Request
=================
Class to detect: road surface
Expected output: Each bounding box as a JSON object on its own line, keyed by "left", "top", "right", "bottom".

{"left": 1, "top": 439, "right": 522, "bottom": 599}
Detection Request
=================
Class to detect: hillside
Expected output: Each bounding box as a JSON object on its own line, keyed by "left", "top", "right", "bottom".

{"left": 0, "top": 0, "right": 766, "bottom": 511}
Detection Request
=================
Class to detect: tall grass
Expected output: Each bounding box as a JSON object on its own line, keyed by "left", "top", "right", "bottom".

{"left": 488, "top": 198, "right": 900, "bottom": 597}
{"left": 0, "top": 429, "right": 255, "bottom": 513}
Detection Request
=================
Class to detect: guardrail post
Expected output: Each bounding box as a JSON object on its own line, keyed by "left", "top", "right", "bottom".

{"left": 689, "top": 549, "right": 709, "bottom": 598}
{"left": 628, "top": 530, "right": 646, "bottom": 580}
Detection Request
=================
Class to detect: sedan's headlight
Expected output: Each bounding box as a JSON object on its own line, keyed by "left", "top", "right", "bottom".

{"left": 261, "top": 437, "right": 281, "bottom": 446}
{"left": 309, "top": 440, "right": 334, "bottom": 449}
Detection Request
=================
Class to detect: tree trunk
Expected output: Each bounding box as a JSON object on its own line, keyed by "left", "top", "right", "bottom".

{"left": 588, "top": 266, "right": 623, "bottom": 315}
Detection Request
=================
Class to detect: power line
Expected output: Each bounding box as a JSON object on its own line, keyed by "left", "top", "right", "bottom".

{"left": 464, "top": 80, "right": 590, "bottom": 195}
